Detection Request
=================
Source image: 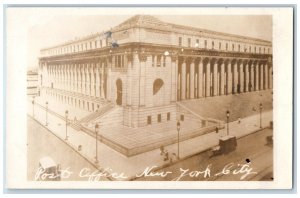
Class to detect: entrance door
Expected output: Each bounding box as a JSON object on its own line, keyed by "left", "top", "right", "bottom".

{"left": 116, "top": 79, "right": 122, "bottom": 105}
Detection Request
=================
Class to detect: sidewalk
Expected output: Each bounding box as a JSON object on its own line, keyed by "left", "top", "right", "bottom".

{"left": 27, "top": 99, "right": 273, "bottom": 181}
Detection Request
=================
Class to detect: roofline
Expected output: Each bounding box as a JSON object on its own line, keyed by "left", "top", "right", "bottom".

{"left": 168, "top": 23, "right": 271, "bottom": 44}
{"left": 40, "top": 15, "right": 272, "bottom": 51}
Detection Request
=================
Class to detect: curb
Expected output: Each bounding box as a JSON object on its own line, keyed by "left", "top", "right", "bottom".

{"left": 128, "top": 126, "right": 271, "bottom": 181}
{"left": 28, "top": 112, "right": 271, "bottom": 181}
{"left": 28, "top": 114, "right": 114, "bottom": 181}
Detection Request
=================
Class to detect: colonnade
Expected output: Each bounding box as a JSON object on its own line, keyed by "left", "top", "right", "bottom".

{"left": 177, "top": 57, "right": 273, "bottom": 100}
{"left": 41, "top": 58, "right": 110, "bottom": 99}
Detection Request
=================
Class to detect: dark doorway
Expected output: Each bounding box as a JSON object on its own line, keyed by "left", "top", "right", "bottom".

{"left": 116, "top": 79, "right": 122, "bottom": 105}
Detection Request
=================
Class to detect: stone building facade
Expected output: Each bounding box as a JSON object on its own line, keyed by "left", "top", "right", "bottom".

{"left": 38, "top": 15, "right": 273, "bottom": 127}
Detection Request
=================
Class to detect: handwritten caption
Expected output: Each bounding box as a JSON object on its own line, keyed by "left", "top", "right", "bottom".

{"left": 35, "top": 162, "right": 257, "bottom": 181}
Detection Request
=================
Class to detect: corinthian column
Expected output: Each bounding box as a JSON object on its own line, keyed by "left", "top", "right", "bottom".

{"left": 213, "top": 61, "right": 218, "bottom": 96}
{"left": 264, "top": 63, "right": 268, "bottom": 90}
{"left": 220, "top": 61, "right": 225, "bottom": 95}
{"left": 245, "top": 62, "right": 249, "bottom": 92}
{"left": 255, "top": 63, "right": 259, "bottom": 91}
{"left": 198, "top": 59, "right": 203, "bottom": 98}
{"left": 181, "top": 59, "right": 186, "bottom": 100}
{"left": 250, "top": 63, "right": 254, "bottom": 92}
{"left": 260, "top": 63, "right": 264, "bottom": 90}
{"left": 227, "top": 61, "right": 232, "bottom": 94}
{"left": 205, "top": 60, "right": 211, "bottom": 97}
{"left": 233, "top": 62, "right": 238, "bottom": 94}
{"left": 239, "top": 62, "right": 244, "bottom": 93}
{"left": 190, "top": 59, "right": 195, "bottom": 99}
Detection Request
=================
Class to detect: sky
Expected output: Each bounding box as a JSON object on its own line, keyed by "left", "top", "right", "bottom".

{"left": 25, "top": 13, "right": 272, "bottom": 70}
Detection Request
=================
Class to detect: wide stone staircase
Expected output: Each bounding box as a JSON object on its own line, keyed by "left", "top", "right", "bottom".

{"left": 70, "top": 103, "right": 115, "bottom": 131}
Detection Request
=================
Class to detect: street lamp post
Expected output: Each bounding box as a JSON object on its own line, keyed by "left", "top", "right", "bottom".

{"left": 45, "top": 101, "right": 48, "bottom": 126}
{"left": 32, "top": 98, "right": 35, "bottom": 118}
{"left": 65, "top": 110, "right": 68, "bottom": 141}
{"left": 95, "top": 123, "right": 99, "bottom": 164}
{"left": 259, "top": 103, "right": 263, "bottom": 128}
{"left": 177, "top": 121, "right": 181, "bottom": 159}
{"left": 226, "top": 110, "right": 230, "bottom": 135}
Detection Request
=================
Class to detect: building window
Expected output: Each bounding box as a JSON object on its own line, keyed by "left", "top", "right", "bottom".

{"left": 153, "top": 79, "right": 164, "bottom": 95}
{"left": 95, "top": 41, "right": 97, "bottom": 48}
{"left": 167, "top": 112, "right": 170, "bottom": 121}
{"left": 268, "top": 48, "right": 270, "bottom": 54}
{"left": 152, "top": 55, "right": 155, "bottom": 67}
{"left": 259, "top": 47, "right": 261, "bottom": 53}
{"left": 157, "top": 114, "right": 161, "bottom": 123}
{"left": 249, "top": 46, "right": 252, "bottom": 52}
{"left": 100, "top": 40, "right": 102, "bottom": 47}
{"left": 188, "top": 38, "right": 191, "bottom": 47}
{"left": 254, "top": 46, "right": 257, "bottom": 53}
{"left": 204, "top": 40, "right": 207, "bottom": 48}
{"left": 147, "top": 116, "right": 152, "bottom": 125}
{"left": 90, "top": 42, "right": 92, "bottom": 49}
{"left": 180, "top": 114, "right": 184, "bottom": 121}
{"left": 179, "top": 37, "right": 182, "bottom": 46}
{"left": 163, "top": 56, "right": 166, "bottom": 67}
{"left": 157, "top": 55, "right": 161, "bottom": 67}
{"left": 219, "top": 42, "right": 221, "bottom": 50}
{"left": 118, "top": 55, "right": 122, "bottom": 67}
{"left": 238, "top": 44, "right": 241, "bottom": 52}
{"left": 212, "top": 41, "right": 214, "bottom": 49}
{"left": 232, "top": 44, "right": 235, "bottom": 51}
{"left": 226, "top": 43, "right": 228, "bottom": 51}
{"left": 196, "top": 39, "right": 199, "bottom": 47}
{"left": 264, "top": 48, "right": 265, "bottom": 53}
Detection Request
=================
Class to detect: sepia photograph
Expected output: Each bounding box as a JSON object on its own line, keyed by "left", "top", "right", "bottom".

{"left": 5, "top": 6, "right": 294, "bottom": 190}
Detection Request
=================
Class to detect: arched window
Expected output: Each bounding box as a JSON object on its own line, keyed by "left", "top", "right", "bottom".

{"left": 153, "top": 79, "right": 164, "bottom": 95}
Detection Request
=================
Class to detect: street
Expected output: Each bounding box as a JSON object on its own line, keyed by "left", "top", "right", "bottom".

{"left": 134, "top": 128, "right": 273, "bottom": 181}
{"left": 27, "top": 116, "right": 108, "bottom": 181}
{"left": 27, "top": 97, "right": 273, "bottom": 181}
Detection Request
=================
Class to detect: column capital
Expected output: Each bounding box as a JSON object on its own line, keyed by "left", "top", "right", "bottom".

{"left": 186, "top": 56, "right": 196, "bottom": 64}
{"left": 126, "top": 54, "right": 133, "bottom": 62}
{"left": 171, "top": 55, "right": 178, "bottom": 62}
{"left": 180, "top": 56, "right": 187, "bottom": 63}
{"left": 138, "top": 53, "right": 147, "bottom": 62}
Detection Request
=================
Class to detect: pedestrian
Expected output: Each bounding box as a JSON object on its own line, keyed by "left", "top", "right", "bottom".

{"left": 215, "top": 127, "right": 219, "bottom": 133}
{"left": 238, "top": 117, "right": 241, "bottom": 124}
{"left": 160, "top": 146, "right": 165, "bottom": 155}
